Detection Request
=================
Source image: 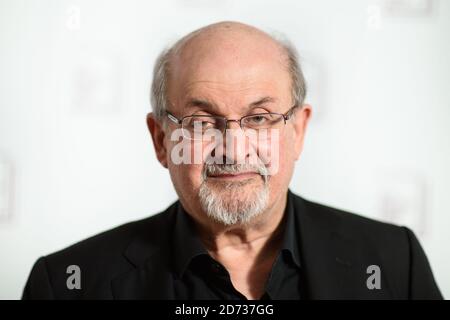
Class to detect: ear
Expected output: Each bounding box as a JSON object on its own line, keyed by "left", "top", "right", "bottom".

{"left": 291, "top": 104, "right": 312, "bottom": 160}
{"left": 146, "top": 112, "right": 168, "bottom": 168}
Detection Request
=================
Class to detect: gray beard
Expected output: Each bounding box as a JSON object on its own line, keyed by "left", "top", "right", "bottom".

{"left": 199, "top": 178, "right": 269, "bottom": 226}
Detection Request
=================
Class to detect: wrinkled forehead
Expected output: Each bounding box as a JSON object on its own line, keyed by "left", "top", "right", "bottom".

{"left": 167, "top": 29, "right": 292, "bottom": 110}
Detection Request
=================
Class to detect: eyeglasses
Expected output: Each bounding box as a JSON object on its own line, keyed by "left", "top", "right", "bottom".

{"left": 166, "top": 105, "right": 299, "bottom": 140}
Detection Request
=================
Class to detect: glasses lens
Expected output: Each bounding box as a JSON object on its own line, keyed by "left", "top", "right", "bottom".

{"left": 242, "top": 114, "right": 284, "bottom": 130}
{"left": 182, "top": 116, "right": 223, "bottom": 140}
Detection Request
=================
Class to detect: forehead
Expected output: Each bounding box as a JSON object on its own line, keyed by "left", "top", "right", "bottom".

{"left": 167, "top": 32, "right": 292, "bottom": 108}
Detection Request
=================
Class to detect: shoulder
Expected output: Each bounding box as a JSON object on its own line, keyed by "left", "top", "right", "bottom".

{"left": 296, "top": 193, "right": 411, "bottom": 245}
{"left": 291, "top": 192, "right": 442, "bottom": 299}
{"left": 292, "top": 192, "right": 415, "bottom": 276}
{"left": 45, "top": 204, "right": 176, "bottom": 265}
{"left": 23, "top": 203, "right": 177, "bottom": 299}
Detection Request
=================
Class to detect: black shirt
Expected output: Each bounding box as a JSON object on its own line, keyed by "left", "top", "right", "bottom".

{"left": 171, "top": 192, "right": 304, "bottom": 300}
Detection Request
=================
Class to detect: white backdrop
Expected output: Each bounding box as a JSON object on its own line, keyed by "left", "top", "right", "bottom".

{"left": 1, "top": 0, "right": 449, "bottom": 299}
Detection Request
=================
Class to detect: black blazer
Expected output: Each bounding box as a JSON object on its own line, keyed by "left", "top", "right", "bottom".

{"left": 22, "top": 191, "right": 443, "bottom": 299}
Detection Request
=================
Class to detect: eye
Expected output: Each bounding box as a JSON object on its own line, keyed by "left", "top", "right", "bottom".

{"left": 253, "top": 116, "right": 267, "bottom": 123}
{"left": 199, "top": 120, "right": 215, "bottom": 128}
{"left": 246, "top": 114, "right": 270, "bottom": 125}
{"left": 185, "top": 116, "right": 217, "bottom": 130}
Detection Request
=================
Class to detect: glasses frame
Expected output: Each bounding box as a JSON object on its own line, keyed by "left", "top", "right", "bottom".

{"left": 165, "top": 105, "right": 299, "bottom": 135}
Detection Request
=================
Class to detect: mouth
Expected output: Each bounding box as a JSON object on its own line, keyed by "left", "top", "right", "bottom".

{"left": 207, "top": 171, "right": 260, "bottom": 180}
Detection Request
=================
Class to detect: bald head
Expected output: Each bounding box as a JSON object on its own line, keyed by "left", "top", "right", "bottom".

{"left": 172, "top": 21, "right": 285, "bottom": 60}
{"left": 151, "top": 21, "right": 306, "bottom": 120}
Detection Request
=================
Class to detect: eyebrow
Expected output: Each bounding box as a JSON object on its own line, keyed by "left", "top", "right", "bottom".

{"left": 185, "top": 98, "right": 215, "bottom": 110}
{"left": 248, "top": 96, "right": 277, "bottom": 108}
{"left": 185, "top": 96, "right": 277, "bottom": 113}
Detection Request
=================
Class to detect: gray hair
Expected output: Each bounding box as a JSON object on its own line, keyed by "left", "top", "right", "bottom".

{"left": 150, "top": 30, "right": 307, "bottom": 121}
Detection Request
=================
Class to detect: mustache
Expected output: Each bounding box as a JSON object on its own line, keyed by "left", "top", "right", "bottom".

{"left": 202, "top": 163, "right": 269, "bottom": 180}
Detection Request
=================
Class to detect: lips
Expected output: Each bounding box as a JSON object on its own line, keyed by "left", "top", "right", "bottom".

{"left": 207, "top": 172, "right": 259, "bottom": 179}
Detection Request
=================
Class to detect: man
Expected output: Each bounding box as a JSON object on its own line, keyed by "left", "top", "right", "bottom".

{"left": 23, "top": 21, "right": 442, "bottom": 300}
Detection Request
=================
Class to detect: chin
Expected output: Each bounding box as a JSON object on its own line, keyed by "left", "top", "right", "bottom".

{"left": 199, "top": 178, "right": 270, "bottom": 226}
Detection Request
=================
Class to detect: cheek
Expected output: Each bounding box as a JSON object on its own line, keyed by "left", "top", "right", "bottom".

{"left": 257, "top": 132, "right": 294, "bottom": 176}
{"left": 265, "top": 133, "right": 296, "bottom": 183}
{"left": 275, "top": 140, "right": 291, "bottom": 176}
{"left": 186, "top": 164, "right": 204, "bottom": 188}
{"left": 167, "top": 141, "right": 205, "bottom": 188}
{"left": 281, "top": 127, "right": 298, "bottom": 159}
{"left": 167, "top": 163, "right": 204, "bottom": 204}
{"left": 168, "top": 160, "right": 204, "bottom": 190}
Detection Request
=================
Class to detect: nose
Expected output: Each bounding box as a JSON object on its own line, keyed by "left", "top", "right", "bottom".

{"left": 225, "top": 119, "right": 242, "bottom": 130}
{"left": 220, "top": 121, "right": 251, "bottom": 165}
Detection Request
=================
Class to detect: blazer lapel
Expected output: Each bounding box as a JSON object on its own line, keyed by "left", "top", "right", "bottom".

{"left": 294, "top": 194, "right": 394, "bottom": 299}
{"left": 293, "top": 194, "right": 361, "bottom": 299}
{"left": 111, "top": 249, "right": 175, "bottom": 299}
{"left": 111, "top": 206, "right": 177, "bottom": 299}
